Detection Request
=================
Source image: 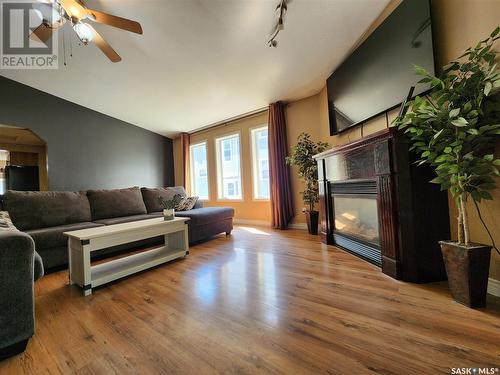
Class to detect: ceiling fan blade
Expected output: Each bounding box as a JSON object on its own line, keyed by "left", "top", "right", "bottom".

{"left": 30, "top": 23, "right": 54, "bottom": 43}
{"left": 86, "top": 24, "right": 121, "bottom": 63}
{"left": 86, "top": 9, "right": 143, "bottom": 34}
{"left": 58, "top": 0, "right": 86, "bottom": 20}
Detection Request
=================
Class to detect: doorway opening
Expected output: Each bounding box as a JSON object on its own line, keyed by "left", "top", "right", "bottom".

{"left": 0, "top": 125, "right": 48, "bottom": 192}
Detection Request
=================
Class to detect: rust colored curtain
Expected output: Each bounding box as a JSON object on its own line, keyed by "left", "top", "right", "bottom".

{"left": 268, "top": 102, "right": 294, "bottom": 229}
{"left": 180, "top": 132, "right": 190, "bottom": 189}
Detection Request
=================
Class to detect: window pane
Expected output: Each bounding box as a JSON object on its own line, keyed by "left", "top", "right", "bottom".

{"left": 190, "top": 142, "right": 208, "bottom": 200}
{"left": 251, "top": 127, "right": 270, "bottom": 199}
{"left": 216, "top": 134, "right": 242, "bottom": 200}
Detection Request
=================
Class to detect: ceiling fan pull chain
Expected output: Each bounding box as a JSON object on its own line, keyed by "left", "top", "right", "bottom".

{"left": 69, "top": 30, "right": 73, "bottom": 59}
{"left": 63, "top": 27, "right": 67, "bottom": 67}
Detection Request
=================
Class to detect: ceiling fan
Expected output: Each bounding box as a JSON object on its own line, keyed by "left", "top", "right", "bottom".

{"left": 30, "top": 0, "right": 143, "bottom": 62}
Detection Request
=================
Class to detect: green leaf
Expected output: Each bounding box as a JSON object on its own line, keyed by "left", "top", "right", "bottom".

{"left": 435, "top": 154, "right": 452, "bottom": 163}
{"left": 444, "top": 147, "right": 452, "bottom": 154}
{"left": 433, "top": 129, "right": 444, "bottom": 139}
{"left": 479, "top": 183, "right": 497, "bottom": 190}
{"left": 484, "top": 81, "right": 492, "bottom": 96}
{"left": 478, "top": 191, "right": 493, "bottom": 200}
{"left": 451, "top": 117, "right": 469, "bottom": 127}
{"left": 484, "top": 154, "right": 494, "bottom": 161}
{"left": 430, "top": 176, "right": 442, "bottom": 184}
{"left": 449, "top": 108, "right": 460, "bottom": 118}
{"left": 491, "top": 26, "right": 500, "bottom": 38}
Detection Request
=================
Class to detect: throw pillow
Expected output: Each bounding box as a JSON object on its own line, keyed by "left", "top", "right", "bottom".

{"left": 0, "top": 211, "right": 18, "bottom": 231}
{"left": 175, "top": 196, "right": 199, "bottom": 211}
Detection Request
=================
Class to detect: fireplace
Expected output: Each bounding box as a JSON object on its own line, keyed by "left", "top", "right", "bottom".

{"left": 331, "top": 180, "right": 381, "bottom": 265}
{"left": 314, "top": 128, "right": 451, "bottom": 282}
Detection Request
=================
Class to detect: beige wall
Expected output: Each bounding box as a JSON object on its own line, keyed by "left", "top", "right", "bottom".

{"left": 174, "top": 112, "right": 271, "bottom": 223}
{"left": 284, "top": 0, "right": 500, "bottom": 279}
{"left": 173, "top": 0, "right": 500, "bottom": 279}
{"left": 431, "top": 0, "right": 500, "bottom": 281}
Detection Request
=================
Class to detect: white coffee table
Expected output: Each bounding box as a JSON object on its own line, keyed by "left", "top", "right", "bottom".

{"left": 64, "top": 217, "right": 189, "bottom": 296}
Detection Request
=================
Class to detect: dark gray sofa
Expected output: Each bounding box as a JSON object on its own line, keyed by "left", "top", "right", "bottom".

{"left": 1, "top": 186, "right": 234, "bottom": 271}
{"left": 0, "top": 230, "right": 44, "bottom": 359}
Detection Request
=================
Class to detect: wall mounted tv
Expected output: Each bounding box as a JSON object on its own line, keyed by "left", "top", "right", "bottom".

{"left": 327, "top": 0, "right": 435, "bottom": 135}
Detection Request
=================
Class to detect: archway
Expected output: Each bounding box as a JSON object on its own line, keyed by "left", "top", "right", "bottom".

{"left": 0, "top": 125, "right": 48, "bottom": 192}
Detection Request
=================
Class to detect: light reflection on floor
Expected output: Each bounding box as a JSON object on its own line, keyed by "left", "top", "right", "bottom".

{"left": 193, "top": 239, "right": 280, "bottom": 327}
{"left": 239, "top": 226, "right": 271, "bottom": 236}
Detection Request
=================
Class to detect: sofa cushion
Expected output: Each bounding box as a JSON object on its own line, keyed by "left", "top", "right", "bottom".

{"left": 94, "top": 214, "right": 158, "bottom": 226}
{"left": 3, "top": 191, "right": 92, "bottom": 231}
{"left": 141, "top": 186, "right": 187, "bottom": 213}
{"left": 174, "top": 207, "right": 234, "bottom": 225}
{"left": 87, "top": 187, "right": 147, "bottom": 220}
{"left": 26, "top": 222, "right": 104, "bottom": 250}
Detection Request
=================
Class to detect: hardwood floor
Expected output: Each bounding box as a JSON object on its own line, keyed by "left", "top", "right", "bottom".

{"left": 1, "top": 226, "right": 499, "bottom": 374}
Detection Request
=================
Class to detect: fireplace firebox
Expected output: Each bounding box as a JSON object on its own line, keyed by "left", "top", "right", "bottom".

{"left": 313, "top": 128, "right": 451, "bottom": 282}
{"left": 331, "top": 180, "right": 381, "bottom": 265}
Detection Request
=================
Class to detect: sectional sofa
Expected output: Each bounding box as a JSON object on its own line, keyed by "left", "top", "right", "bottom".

{"left": 0, "top": 186, "right": 234, "bottom": 270}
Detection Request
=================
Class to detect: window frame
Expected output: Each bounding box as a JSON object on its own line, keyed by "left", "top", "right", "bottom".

{"left": 189, "top": 140, "right": 210, "bottom": 201}
{"left": 214, "top": 131, "right": 243, "bottom": 201}
{"left": 250, "top": 125, "right": 270, "bottom": 201}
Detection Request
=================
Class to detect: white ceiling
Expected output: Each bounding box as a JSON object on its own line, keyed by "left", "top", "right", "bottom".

{"left": 2, "top": 0, "right": 390, "bottom": 137}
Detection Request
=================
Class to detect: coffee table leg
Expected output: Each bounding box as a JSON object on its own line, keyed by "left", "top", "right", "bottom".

{"left": 68, "top": 238, "right": 92, "bottom": 296}
{"left": 83, "top": 285, "right": 92, "bottom": 296}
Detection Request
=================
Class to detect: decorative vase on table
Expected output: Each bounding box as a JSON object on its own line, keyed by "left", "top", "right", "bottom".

{"left": 394, "top": 28, "right": 500, "bottom": 308}
{"left": 163, "top": 208, "right": 175, "bottom": 221}
{"left": 158, "top": 194, "right": 182, "bottom": 222}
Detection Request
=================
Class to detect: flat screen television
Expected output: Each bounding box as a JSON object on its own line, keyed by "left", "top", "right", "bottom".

{"left": 327, "top": 0, "right": 435, "bottom": 134}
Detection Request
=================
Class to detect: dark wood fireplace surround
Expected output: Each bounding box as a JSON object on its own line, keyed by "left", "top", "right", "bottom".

{"left": 314, "top": 128, "right": 451, "bottom": 282}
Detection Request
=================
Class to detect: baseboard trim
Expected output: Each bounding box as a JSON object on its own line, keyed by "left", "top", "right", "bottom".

{"left": 233, "top": 219, "right": 271, "bottom": 227}
{"left": 288, "top": 223, "right": 307, "bottom": 230}
{"left": 233, "top": 220, "right": 307, "bottom": 230}
{"left": 487, "top": 277, "right": 500, "bottom": 297}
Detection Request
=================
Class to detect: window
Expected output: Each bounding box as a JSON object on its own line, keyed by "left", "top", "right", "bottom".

{"left": 190, "top": 142, "right": 209, "bottom": 200}
{"left": 251, "top": 126, "right": 270, "bottom": 200}
{"left": 223, "top": 141, "right": 232, "bottom": 161}
{"left": 215, "top": 133, "right": 242, "bottom": 200}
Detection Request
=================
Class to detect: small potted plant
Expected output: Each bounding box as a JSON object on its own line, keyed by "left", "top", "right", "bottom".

{"left": 286, "top": 133, "right": 329, "bottom": 235}
{"left": 395, "top": 27, "right": 500, "bottom": 307}
{"left": 158, "top": 194, "right": 182, "bottom": 221}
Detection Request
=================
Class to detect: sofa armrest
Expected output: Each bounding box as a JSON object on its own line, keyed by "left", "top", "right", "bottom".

{"left": 0, "top": 230, "right": 37, "bottom": 351}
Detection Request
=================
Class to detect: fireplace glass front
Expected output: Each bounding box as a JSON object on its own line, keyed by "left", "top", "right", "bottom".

{"left": 333, "top": 195, "right": 380, "bottom": 247}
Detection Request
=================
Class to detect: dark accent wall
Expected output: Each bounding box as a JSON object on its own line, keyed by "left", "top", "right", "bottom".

{"left": 0, "top": 76, "right": 174, "bottom": 191}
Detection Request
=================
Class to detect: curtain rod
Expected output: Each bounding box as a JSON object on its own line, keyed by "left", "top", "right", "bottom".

{"left": 189, "top": 106, "right": 268, "bottom": 135}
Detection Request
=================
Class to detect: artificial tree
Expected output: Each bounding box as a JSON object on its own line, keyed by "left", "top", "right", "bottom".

{"left": 395, "top": 27, "right": 500, "bottom": 247}
{"left": 286, "top": 132, "right": 329, "bottom": 234}
{"left": 394, "top": 27, "right": 500, "bottom": 307}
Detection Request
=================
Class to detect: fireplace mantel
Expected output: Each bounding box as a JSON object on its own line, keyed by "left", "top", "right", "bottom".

{"left": 314, "top": 128, "right": 450, "bottom": 282}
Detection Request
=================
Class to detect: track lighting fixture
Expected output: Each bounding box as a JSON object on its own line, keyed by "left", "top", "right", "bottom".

{"left": 268, "top": 0, "right": 288, "bottom": 48}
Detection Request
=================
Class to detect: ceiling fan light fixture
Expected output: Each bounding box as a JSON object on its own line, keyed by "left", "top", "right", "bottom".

{"left": 32, "top": 2, "right": 62, "bottom": 24}
{"left": 73, "top": 22, "right": 94, "bottom": 44}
